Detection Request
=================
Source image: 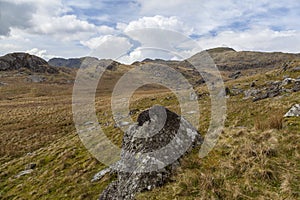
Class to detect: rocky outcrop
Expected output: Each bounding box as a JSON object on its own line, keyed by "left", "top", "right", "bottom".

{"left": 244, "top": 78, "right": 300, "bottom": 101}
{"left": 0, "top": 53, "right": 58, "bottom": 74}
{"left": 99, "top": 106, "right": 202, "bottom": 200}
{"left": 26, "top": 75, "right": 46, "bottom": 83}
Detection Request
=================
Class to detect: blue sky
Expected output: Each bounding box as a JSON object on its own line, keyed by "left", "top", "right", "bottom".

{"left": 0, "top": 0, "right": 299, "bottom": 63}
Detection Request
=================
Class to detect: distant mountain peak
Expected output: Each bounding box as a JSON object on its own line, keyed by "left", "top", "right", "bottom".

{"left": 48, "top": 57, "right": 121, "bottom": 70}
{"left": 205, "top": 47, "right": 236, "bottom": 53}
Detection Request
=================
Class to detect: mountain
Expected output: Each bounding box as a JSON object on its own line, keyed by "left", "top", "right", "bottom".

{"left": 49, "top": 48, "right": 300, "bottom": 74}
{"left": 136, "top": 48, "right": 300, "bottom": 72}
{"left": 48, "top": 57, "right": 120, "bottom": 70}
{"left": 48, "top": 57, "right": 85, "bottom": 68}
{"left": 206, "top": 48, "right": 300, "bottom": 71}
{"left": 0, "top": 53, "right": 59, "bottom": 74}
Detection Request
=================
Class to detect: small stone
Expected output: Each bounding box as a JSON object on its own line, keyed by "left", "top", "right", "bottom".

{"left": 15, "top": 169, "right": 33, "bottom": 178}
{"left": 284, "top": 104, "right": 300, "bottom": 117}
{"left": 229, "top": 71, "right": 241, "bottom": 79}
{"left": 25, "top": 163, "right": 37, "bottom": 170}
{"left": 0, "top": 82, "right": 8, "bottom": 86}
{"left": 119, "top": 121, "right": 130, "bottom": 127}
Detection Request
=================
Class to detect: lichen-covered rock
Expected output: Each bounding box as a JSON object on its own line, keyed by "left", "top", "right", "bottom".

{"left": 99, "top": 105, "right": 202, "bottom": 200}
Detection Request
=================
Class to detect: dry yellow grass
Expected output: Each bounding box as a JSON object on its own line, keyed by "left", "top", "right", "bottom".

{"left": 0, "top": 64, "right": 300, "bottom": 199}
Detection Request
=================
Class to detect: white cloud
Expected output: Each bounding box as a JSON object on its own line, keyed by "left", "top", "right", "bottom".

{"left": 30, "top": 15, "right": 97, "bottom": 40}
{"left": 25, "top": 48, "right": 57, "bottom": 60}
{"left": 197, "top": 27, "right": 300, "bottom": 53}
{"left": 118, "top": 15, "right": 193, "bottom": 35}
{"left": 81, "top": 35, "right": 133, "bottom": 59}
{"left": 137, "top": 0, "right": 300, "bottom": 34}
{"left": 1, "top": 0, "right": 300, "bottom": 60}
{"left": 26, "top": 48, "right": 46, "bottom": 57}
{"left": 117, "top": 47, "right": 187, "bottom": 64}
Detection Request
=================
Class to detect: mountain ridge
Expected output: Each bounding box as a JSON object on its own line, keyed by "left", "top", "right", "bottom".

{"left": 1, "top": 48, "right": 300, "bottom": 74}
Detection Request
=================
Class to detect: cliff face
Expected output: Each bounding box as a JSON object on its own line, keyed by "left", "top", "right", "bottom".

{"left": 0, "top": 53, "right": 58, "bottom": 74}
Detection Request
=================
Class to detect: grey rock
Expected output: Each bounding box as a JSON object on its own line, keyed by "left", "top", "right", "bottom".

{"left": 119, "top": 121, "right": 130, "bottom": 127}
{"left": 253, "top": 86, "right": 281, "bottom": 102}
{"left": 99, "top": 106, "right": 202, "bottom": 200}
{"left": 0, "top": 82, "right": 8, "bottom": 86}
{"left": 0, "top": 53, "right": 58, "bottom": 74}
{"left": 281, "top": 78, "right": 295, "bottom": 86}
{"left": 284, "top": 104, "right": 300, "bottom": 117}
{"left": 233, "top": 88, "right": 244, "bottom": 96}
{"left": 15, "top": 169, "right": 33, "bottom": 178}
{"left": 25, "top": 163, "right": 36, "bottom": 170}
{"left": 92, "top": 168, "right": 111, "bottom": 182}
{"left": 229, "top": 71, "right": 241, "bottom": 79}
{"left": 190, "top": 92, "right": 197, "bottom": 101}
{"left": 27, "top": 75, "right": 46, "bottom": 83}
{"left": 244, "top": 89, "right": 260, "bottom": 99}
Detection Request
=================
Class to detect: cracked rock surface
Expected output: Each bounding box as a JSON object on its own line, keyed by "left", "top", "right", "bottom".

{"left": 99, "top": 105, "right": 202, "bottom": 200}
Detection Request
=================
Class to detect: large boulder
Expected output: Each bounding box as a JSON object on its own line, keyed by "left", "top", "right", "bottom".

{"left": 99, "top": 106, "right": 202, "bottom": 200}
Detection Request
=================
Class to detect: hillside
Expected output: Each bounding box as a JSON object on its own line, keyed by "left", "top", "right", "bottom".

{"left": 132, "top": 48, "right": 300, "bottom": 72}
{"left": 207, "top": 48, "right": 300, "bottom": 71}
{"left": 0, "top": 49, "right": 299, "bottom": 199}
{"left": 0, "top": 53, "right": 59, "bottom": 74}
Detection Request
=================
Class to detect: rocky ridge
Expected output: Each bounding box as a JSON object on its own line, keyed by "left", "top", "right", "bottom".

{"left": 0, "top": 53, "right": 58, "bottom": 74}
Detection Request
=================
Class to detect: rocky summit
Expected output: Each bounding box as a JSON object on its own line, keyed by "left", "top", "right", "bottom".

{"left": 0, "top": 53, "right": 58, "bottom": 74}
{"left": 99, "top": 106, "right": 202, "bottom": 200}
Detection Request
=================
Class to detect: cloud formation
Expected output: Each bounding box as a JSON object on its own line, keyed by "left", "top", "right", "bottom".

{"left": 0, "top": 1, "right": 35, "bottom": 35}
{"left": 0, "top": 0, "right": 299, "bottom": 61}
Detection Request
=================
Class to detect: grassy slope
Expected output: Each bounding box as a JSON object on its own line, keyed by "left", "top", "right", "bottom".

{"left": 0, "top": 65, "right": 299, "bottom": 199}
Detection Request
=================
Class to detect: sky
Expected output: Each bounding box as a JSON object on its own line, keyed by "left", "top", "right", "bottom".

{"left": 0, "top": 0, "right": 300, "bottom": 63}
